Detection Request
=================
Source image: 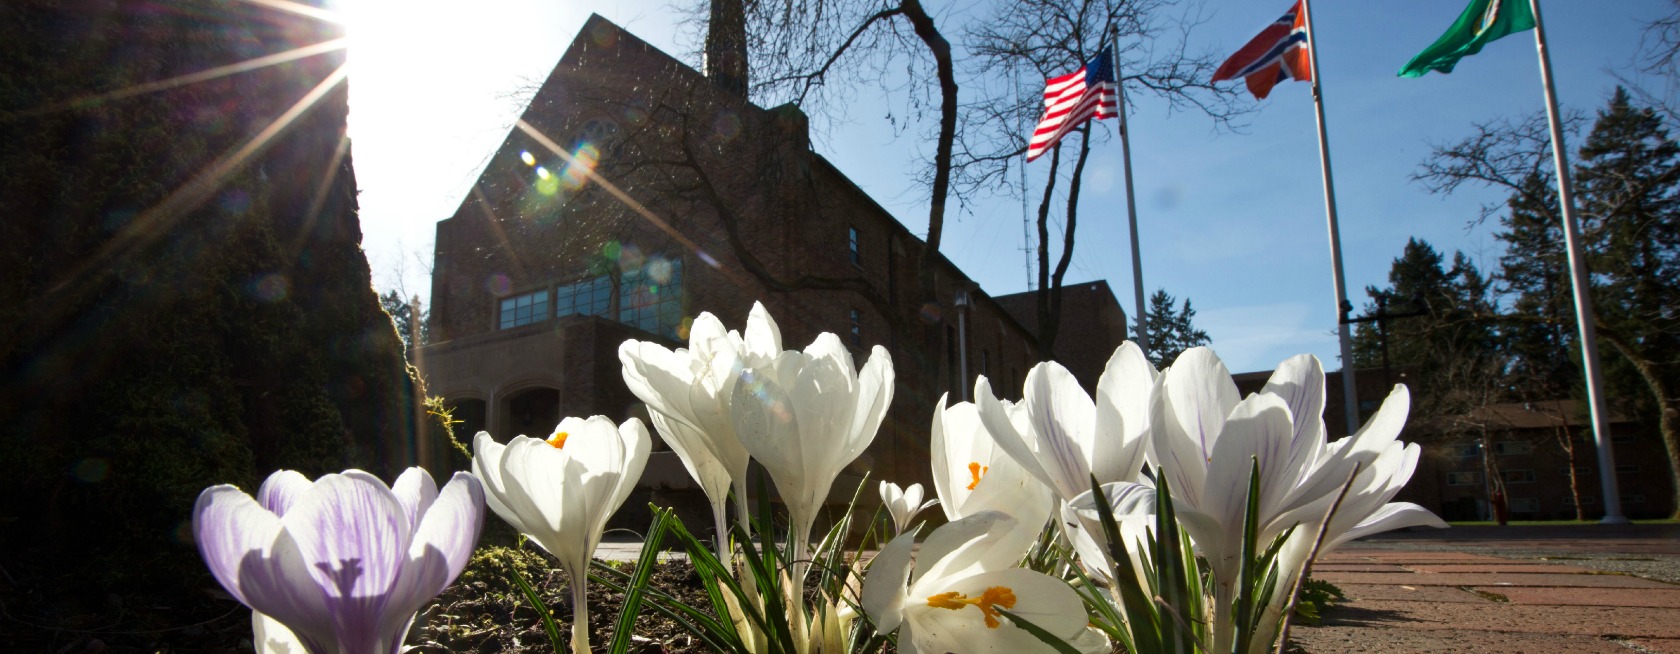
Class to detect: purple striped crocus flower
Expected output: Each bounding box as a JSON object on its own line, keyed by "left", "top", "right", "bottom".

{"left": 194, "top": 468, "right": 484, "bottom": 654}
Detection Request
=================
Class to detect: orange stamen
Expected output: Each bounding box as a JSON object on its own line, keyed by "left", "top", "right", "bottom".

{"left": 547, "top": 431, "right": 569, "bottom": 449}
{"left": 966, "top": 462, "right": 989, "bottom": 491}
{"left": 926, "top": 586, "right": 1016, "bottom": 628}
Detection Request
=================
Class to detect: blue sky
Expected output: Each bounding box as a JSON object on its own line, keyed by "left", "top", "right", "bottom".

{"left": 347, "top": 0, "right": 1672, "bottom": 374}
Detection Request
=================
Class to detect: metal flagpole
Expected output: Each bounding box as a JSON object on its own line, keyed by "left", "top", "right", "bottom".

{"left": 1300, "top": 0, "right": 1360, "bottom": 436}
{"left": 1018, "top": 68, "right": 1034, "bottom": 292}
{"left": 1527, "top": 0, "right": 1626, "bottom": 523}
{"left": 1111, "top": 26, "right": 1150, "bottom": 356}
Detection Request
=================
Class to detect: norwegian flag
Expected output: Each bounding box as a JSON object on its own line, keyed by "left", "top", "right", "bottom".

{"left": 1212, "top": 0, "right": 1313, "bottom": 100}
{"left": 1027, "top": 45, "right": 1118, "bottom": 162}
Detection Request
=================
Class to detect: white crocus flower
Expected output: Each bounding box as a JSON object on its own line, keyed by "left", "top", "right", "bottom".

{"left": 732, "top": 325, "right": 893, "bottom": 606}
{"left": 1148, "top": 348, "right": 1445, "bottom": 653}
{"left": 879, "top": 481, "right": 938, "bottom": 535}
{"left": 1146, "top": 348, "right": 1327, "bottom": 653}
{"left": 620, "top": 304, "right": 782, "bottom": 557}
{"left": 472, "top": 417, "right": 652, "bottom": 654}
{"left": 861, "top": 511, "right": 1098, "bottom": 654}
{"left": 975, "top": 342, "right": 1157, "bottom": 504}
{"left": 929, "top": 394, "right": 1054, "bottom": 562}
{"left": 1247, "top": 386, "right": 1444, "bottom": 654}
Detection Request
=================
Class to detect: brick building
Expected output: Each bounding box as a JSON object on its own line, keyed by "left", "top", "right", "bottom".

{"left": 419, "top": 15, "right": 1125, "bottom": 519}
{"left": 1403, "top": 401, "right": 1674, "bottom": 521}
{"left": 995, "top": 280, "right": 1131, "bottom": 391}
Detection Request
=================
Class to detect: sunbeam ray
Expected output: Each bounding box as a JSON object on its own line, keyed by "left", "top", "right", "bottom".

{"left": 3, "top": 38, "right": 348, "bottom": 122}
{"left": 44, "top": 63, "right": 351, "bottom": 313}
{"left": 513, "top": 119, "right": 754, "bottom": 289}
{"left": 235, "top": 0, "right": 345, "bottom": 24}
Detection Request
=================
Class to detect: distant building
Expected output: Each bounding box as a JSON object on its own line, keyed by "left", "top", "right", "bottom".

{"left": 419, "top": 15, "right": 1122, "bottom": 524}
{"left": 994, "top": 280, "right": 1130, "bottom": 392}
{"left": 1405, "top": 400, "right": 1673, "bottom": 521}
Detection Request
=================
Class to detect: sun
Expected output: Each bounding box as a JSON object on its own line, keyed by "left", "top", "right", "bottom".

{"left": 326, "top": 0, "right": 579, "bottom": 295}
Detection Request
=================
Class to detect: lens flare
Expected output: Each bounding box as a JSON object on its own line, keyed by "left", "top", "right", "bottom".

{"left": 520, "top": 150, "right": 536, "bottom": 166}
{"left": 536, "top": 174, "right": 560, "bottom": 196}
{"left": 618, "top": 243, "right": 645, "bottom": 271}
{"left": 713, "top": 110, "right": 742, "bottom": 142}
{"left": 485, "top": 273, "right": 512, "bottom": 295}
{"left": 560, "top": 143, "right": 598, "bottom": 191}
{"left": 251, "top": 273, "right": 290, "bottom": 303}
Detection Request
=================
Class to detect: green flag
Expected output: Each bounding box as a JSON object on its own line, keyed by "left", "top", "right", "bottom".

{"left": 1399, "top": 0, "right": 1535, "bottom": 77}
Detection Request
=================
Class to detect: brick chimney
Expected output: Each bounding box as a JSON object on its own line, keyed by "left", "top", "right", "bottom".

{"left": 705, "top": 0, "right": 749, "bottom": 98}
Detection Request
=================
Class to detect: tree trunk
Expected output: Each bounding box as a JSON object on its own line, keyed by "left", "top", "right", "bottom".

{"left": 1596, "top": 327, "right": 1680, "bottom": 519}
{"left": 1040, "top": 123, "right": 1092, "bottom": 361}
{"left": 1033, "top": 146, "right": 1061, "bottom": 361}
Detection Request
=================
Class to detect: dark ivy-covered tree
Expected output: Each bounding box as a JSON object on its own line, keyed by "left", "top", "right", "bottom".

{"left": 0, "top": 0, "right": 427, "bottom": 645}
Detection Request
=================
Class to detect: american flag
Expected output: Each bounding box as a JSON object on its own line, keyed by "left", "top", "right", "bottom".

{"left": 1211, "top": 0, "right": 1312, "bottom": 100}
{"left": 1027, "top": 46, "right": 1118, "bottom": 162}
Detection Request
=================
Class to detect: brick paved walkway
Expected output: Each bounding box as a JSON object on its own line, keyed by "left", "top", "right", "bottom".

{"left": 598, "top": 525, "right": 1680, "bottom": 652}
{"left": 1291, "top": 525, "right": 1680, "bottom": 653}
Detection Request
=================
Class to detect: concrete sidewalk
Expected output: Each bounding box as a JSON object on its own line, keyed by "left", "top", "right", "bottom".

{"left": 1291, "top": 524, "right": 1680, "bottom": 653}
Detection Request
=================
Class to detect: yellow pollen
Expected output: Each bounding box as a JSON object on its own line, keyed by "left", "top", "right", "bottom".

{"left": 547, "top": 432, "right": 569, "bottom": 449}
{"left": 966, "top": 462, "right": 989, "bottom": 491}
{"left": 926, "top": 586, "right": 1016, "bottom": 629}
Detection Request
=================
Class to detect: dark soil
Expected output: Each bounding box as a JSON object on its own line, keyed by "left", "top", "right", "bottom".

{"left": 411, "top": 545, "right": 717, "bottom": 653}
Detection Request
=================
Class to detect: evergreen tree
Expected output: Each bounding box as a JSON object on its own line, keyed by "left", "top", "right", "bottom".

{"left": 380, "top": 290, "right": 429, "bottom": 353}
{"left": 1136, "top": 288, "right": 1211, "bottom": 368}
{"left": 1352, "top": 239, "right": 1500, "bottom": 422}
{"left": 1496, "top": 173, "right": 1576, "bottom": 398}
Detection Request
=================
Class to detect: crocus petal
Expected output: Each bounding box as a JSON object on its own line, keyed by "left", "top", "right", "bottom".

{"left": 252, "top": 611, "right": 310, "bottom": 654}
{"left": 1204, "top": 393, "right": 1294, "bottom": 536}
{"left": 649, "top": 410, "right": 733, "bottom": 502}
{"left": 619, "top": 340, "right": 697, "bottom": 420}
{"left": 1148, "top": 374, "right": 1208, "bottom": 509}
{"left": 975, "top": 377, "right": 1060, "bottom": 498}
{"left": 846, "top": 346, "right": 894, "bottom": 463}
{"left": 1261, "top": 354, "right": 1326, "bottom": 489}
{"left": 733, "top": 364, "right": 807, "bottom": 514}
{"left": 1162, "top": 347, "right": 1239, "bottom": 461}
{"left": 390, "top": 467, "right": 439, "bottom": 531}
{"left": 257, "top": 471, "right": 314, "bottom": 517}
{"left": 914, "top": 511, "right": 1016, "bottom": 585}
{"left": 280, "top": 470, "right": 410, "bottom": 653}
{"left": 744, "top": 301, "right": 783, "bottom": 363}
{"left": 1022, "top": 361, "right": 1097, "bottom": 499}
{"left": 1332, "top": 502, "right": 1448, "bottom": 548}
{"left": 194, "top": 485, "right": 284, "bottom": 606}
{"left": 471, "top": 432, "right": 518, "bottom": 522}
{"left": 1092, "top": 342, "right": 1156, "bottom": 484}
{"left": 607, "top": 418, "right": 653, "bottom": 520}
{"left": 237, "top": 524, "right": 336, "bottom": 650}
{"left": 380, "top": 472, "right": 485, "bottom": 651}
{"left": 409, "top": 472, "right": 485, "bottom": 593}
{"left": 861, "top": 524, "right": 919, "bottom": 633}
